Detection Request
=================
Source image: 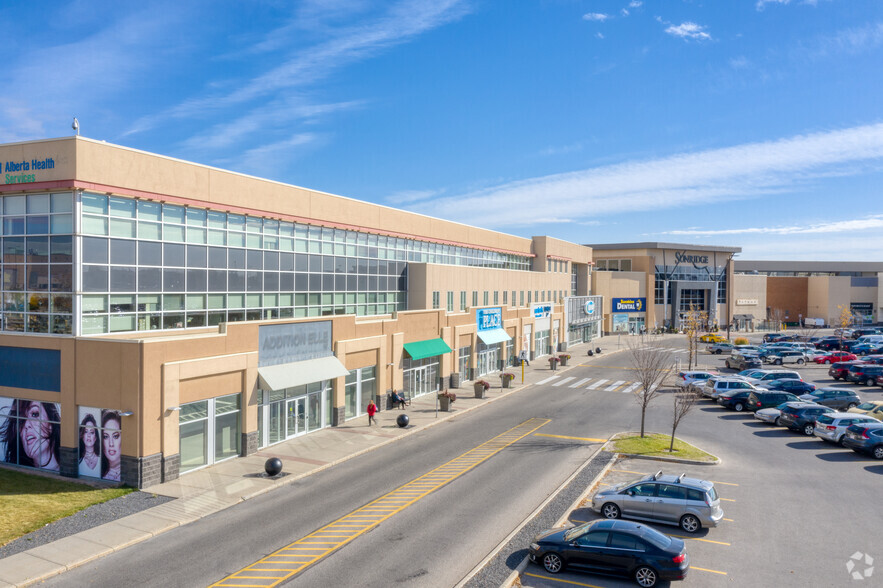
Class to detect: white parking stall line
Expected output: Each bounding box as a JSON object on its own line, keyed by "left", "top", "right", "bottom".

{"left": 621, "top": 382, "right": 641, "bottom": 394}
{"left": 536, "top": 375, "right": 560, "bottom": 385}
{"left": 570, "top": 378, "right": 591, "bottom": 388}
{"left": 553, "top": 377, "right": 575, "bottom": 387}
{"left": 605, "top": 380, "right": 626, "bottom": 391}
{"left": 587, "top": 379, "right": 608, "bottom": 390}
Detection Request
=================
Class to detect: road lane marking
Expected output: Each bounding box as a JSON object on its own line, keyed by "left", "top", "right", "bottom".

{"left": 720, "top": 498, "right": 736, "bottom": 502}
{"left": 553, "top": 377, "right": 575, "bottom": 387}
{"left": 534, "top": 433, "right": 607, "bottom": 443}
{"left": 587, "top": 379, "right": 608, "bottom": 390}
{"left": 523, "top": 572, "right": 604, "bottom": 587}
{"left": 605, "top": 380, "right": 625, "bottom": 391}
{"left": 668, "top": 533, "right": 731, "bottom": 546}
{"left": 691, "top": 566, "right": 728, "bottom": 575}
{"left": 210, "top": 418, "right": 551, "bottom": 588}
{"left": 570, "top": 378, "right": 591, "bottom": 388}
{"left": 537, "top": 375, "right": 560, "bottom": 385}
{"left": 723, "top": 518, "right": 734, "bottom": 522}
{"left": 621, "top": 382, "right": 640, "bottom": 394}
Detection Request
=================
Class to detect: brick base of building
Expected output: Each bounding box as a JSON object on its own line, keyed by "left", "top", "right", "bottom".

{"left": 162, "top": 453, "right": 180, "bottom": 483}
{"left": 331, "top": 405, "right": 345, "bottom": 426}
{"left": 122, "top": 453, "right": 162, "bottom": 488}
{"left": 242, "top": 431, "right": 259, "bottom": 456}
{"left": 59, "top": 446, "right": 78, "bottom": 478}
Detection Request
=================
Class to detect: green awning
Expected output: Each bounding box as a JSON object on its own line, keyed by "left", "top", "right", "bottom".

{"left": 403, "top": 338, "right": 452, "bottom": 361}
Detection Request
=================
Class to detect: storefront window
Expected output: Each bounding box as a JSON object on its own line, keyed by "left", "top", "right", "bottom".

{"left": 179, "top": 400, "right": 208, "bottom": 473}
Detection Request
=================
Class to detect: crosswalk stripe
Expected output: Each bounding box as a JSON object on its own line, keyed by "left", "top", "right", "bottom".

{"left": 570, "top": 378, "right": 591, "bottom": 388}
{"left": 587, "top": 379, "right": 608, "bottom": 390}
{"left": 536, "top": 375, "right": 559, "bottom": 385}
{"left": 553, "top": 377, "right": 575, "bottom": 387}
{"left": 605, "top": 380, "right": 625, "bottom": 391}
{"left": 621, "top": 382, "right": 641, "bottom": 394}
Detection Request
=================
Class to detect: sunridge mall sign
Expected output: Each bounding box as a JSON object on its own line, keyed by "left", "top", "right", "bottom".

{"left": 4, "top": 157, "right": 55, "bottom": 184}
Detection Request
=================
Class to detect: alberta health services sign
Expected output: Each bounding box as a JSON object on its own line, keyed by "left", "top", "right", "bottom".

{"left": 612, "top": 298, "right": 646, "bottom": 313}
{"left": 3, "top": 157, "right": 56, "bottom": 185}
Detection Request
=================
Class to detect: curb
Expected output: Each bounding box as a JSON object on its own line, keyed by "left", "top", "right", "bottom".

{"left": 497, "top": 450, "right": 618, "bottom": 588}
{"left": 602, "top": 431, "right": 721, "bottom": 466}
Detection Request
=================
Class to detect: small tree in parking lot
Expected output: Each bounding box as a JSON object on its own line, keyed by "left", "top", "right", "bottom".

{"left": 669, "top": 388, "right": 700, "bottom": 452}
{"left": 836, "top": 304, "right": 854, "bottom": 349}
{"left": 627, "top": 337, "right": 675, "bottom": 438}
{"left": 682, "top": 304, "right": 707, "bottom": 370}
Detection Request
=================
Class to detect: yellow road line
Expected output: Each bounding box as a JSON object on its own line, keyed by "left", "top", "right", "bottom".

{"left": 210, "top": 418, "right": 551, "bottom": 587}
{"left": 720, "top": 498, "right": 736, "bottom": 502}
{"left": 523, "top": 572, "right": 605, "bottom": 587}
{"left": 723, "top": 518, "right": 734, "bottom": 522}
{"left": 691, "top": 566, "right": 728, "bottom": 575}
{"left": 669, "top": 533, "right": 731, "bottom": 546}
{"left": 534, "top": 433, "right": 607, "bottom": 443}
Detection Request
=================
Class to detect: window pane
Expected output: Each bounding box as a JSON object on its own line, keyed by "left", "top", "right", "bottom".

{"left": 109, "top": 197, "right": 136, "bottom": 218}
{"left": 137, "top": 200, "right": 162, "bottom": 221}
{"left": 83, "top": 266, "right": 109, "bottom": 291}
{"left": 50, "top": 236, "right": 72, "bottom": 263}
{"left": 110, "top": 239, "right": 137, "bottom": 265}
{"left": 163, "top": 204, "right": 185, "bottom": 223}
{"left": 50, "top": 214, "right": 73, "bottom": 234}
{"left": 81, "top": 193, "right": 107, "bottom": 215}
{"left": 27, "top": 216, "right": 49, "bottom": 234}
{"left": 51, "top": 193, "right": 73, "bottom": 213}
{"left": 138, "top": 221, "right": 161, "bottom": 240}
{"left": 138, "top": 268, "right": 162, "bottom": 291}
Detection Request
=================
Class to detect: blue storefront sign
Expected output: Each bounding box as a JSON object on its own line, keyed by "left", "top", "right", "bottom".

{"left": 476, "top": 307, "right": 503, "bottom": 331}
{"left": 612, "top": 298, "right": 646, "bottom": 313}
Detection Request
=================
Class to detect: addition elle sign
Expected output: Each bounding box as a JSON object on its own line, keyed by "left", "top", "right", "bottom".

{"left": 258, "top": 321, "right": 333, "bottom": 366}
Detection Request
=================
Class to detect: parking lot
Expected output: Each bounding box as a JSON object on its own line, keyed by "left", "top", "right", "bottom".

{"left": 518, "top": 340, "right": 882, "bottom": 587}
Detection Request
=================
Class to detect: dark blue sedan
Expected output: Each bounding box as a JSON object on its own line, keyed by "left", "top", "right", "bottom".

{"left": 529, "top": 519, "right": 688, "bottom": 587}
{"left": 764, "top": 380, "right": 817, "bottom": 394}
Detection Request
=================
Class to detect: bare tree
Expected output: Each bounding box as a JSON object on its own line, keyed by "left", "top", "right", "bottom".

{"left": 669, "top": 388, "right": 700, "bottom": 452}
{"left": 768, "top": 307, "right": 786, "bottom": 332}
{"left": 627, "top": 337, "right": 675, "bottom": 438}
{"left": 682, "top": 304, "right": 707, "bottom": 370}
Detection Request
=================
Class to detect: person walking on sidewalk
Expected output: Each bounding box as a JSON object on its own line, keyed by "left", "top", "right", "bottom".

{"left": 367, "top": 400, "right": 377, "bottom": 426}
{"left": 519, "top": 349, "right": 530, "bottom": 367}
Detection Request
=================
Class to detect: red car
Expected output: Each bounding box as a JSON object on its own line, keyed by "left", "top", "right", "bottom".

{"left": 816, "top": 351, "right": 857, "bottom": 364}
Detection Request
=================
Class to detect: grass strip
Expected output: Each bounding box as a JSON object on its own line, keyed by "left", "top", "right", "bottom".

{"left": 609, "top": 433, "right": 717, "bottom": 462}
{"left": 0, "top": 468, "right": 133, "bottom": 546}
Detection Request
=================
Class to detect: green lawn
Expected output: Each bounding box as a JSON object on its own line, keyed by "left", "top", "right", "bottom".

{"left": 0, "top": 468, "right": 133, "bottom": 547}
{"left": 609, "top": 433, "right": 718, "bottom": 462}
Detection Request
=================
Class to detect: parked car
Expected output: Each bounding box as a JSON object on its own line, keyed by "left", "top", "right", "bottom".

{"left": 726, "top": 353, "right": 762, "bottom": 371}
{"left": 765, "top": 380, "right": 816, "bottom": 394}
{"left": 846, "top": 364, "right": 883, "bottom": 386}
{"left": 677, "top": 370, "right": 718, "bottom": 390}
{"left": 778, "top": 404, "right": 835, "bottom": 435}
{"left": 852, "top": 343, "right": 883, "bottom": 356}
{"left": 738, "top": 368, "right": 768, "bottom": 379}
{"left": 745, "top": 370, "right": 802, "bottom": 387}
{"left": 814, "top": 412, "right": 880, "bottom": 444}
{"left": 708, "top": 342, "right": 735, "bottom": 354}
{"left": 746, "top": 391, "right": 801, "bottom": 411}
{"left": 816, "top": 338, "right": 844, "bottom": 351}
{"left": 755, "top": 401, "right": 817, "bottom": 426}
{"left": 798, "top": 388, "right": 862, "bottom": 410}
{"left": 828, "top": 361, "right": 862, "bottom": 381}
{"left": 733, "top": 345, "right": 760, "bottom": 354}
{"left": 702, "top": 378, "right": 763, "bottom": 399}
{"left": 528, "top": 519, "right": 690, "bottom": 586}
{"left": 591, "top": 471, "right": 724, "bottom": 533}
{"left": 699, "top": 334, "right": 726, "bottom": 343}
{"left": 847, "top": 401, "right": 883, "bottom": 420}
{"left": 814, "top": 351, "right": 857, "bottom": 364}
{"left": 851, "top": 328, "right": 883, "bottom": 339}
{"left": 803, "top": 349, "right": 828, "bottom": 362}
{"left": 833, "top": 328, "right": 855, "bottom": 338}
{"left": 763, "top": 333, "right": 785, "bottom": 343}
{"left": 841, "top": 422, "right": 883, "bottom": 459}
{"left": 717, "top": 390, "right": 753, "bottom": 411}
{"left": 763, "top": 350, "right": 807, "bottom": 366}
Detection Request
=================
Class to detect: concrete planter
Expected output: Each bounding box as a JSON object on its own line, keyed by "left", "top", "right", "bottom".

{"left": 473, "top": 383, "right": 488, "bottom": 398}
{"left": 450, "top": 372, "right": 461, "bottom": 388}
{"left": 438, "top": 396, "right": 452, "bottom": 411}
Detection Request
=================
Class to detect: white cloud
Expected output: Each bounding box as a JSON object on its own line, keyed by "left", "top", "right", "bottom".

{"left": 621, "top": 9, "right": 630, "bottom": 17}
{"left": 406, "top": 123, "right": 883, "bottom": 229}
{"left": 596, "top": 32, "right": 605, "bottom": 40}
{"left": 729, "top": 56, "right": 750, "bottom": 69}
{"left": 665, "top": 22, "right": 712, "bottom": 41}
{"left": 756, "top": 0, "right": 791, "bottom": 10}
{"left": 385, "top": 189, "right": 443, "bottom": 205}
{"left": 663, "top": 215, "right": 883, "bottom": 236}
{"left": 583, "top": 13, "right": 610, "bottom": 22}
{"left": 216, "top": 133, "right": 320, "bottom": 177}
{"left": 812, "top": 21, "right": 883, "bottom": 57}
{"left": 629, "top": 1, "right": 643, "bottom": 7}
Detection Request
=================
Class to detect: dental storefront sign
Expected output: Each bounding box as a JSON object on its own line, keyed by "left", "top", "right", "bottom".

{"left": 612, "top": 298, "right": 646, "bottom": 313}
{"left": 531, "top": 303, "right": 552, "bottom": 331}
{"left": 476, "top": 307, "right": 503, "bottom": 331}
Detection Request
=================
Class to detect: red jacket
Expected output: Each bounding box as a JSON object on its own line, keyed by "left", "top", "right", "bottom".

{"left": 367, "top": 403, "right": 377, "bottom": 416}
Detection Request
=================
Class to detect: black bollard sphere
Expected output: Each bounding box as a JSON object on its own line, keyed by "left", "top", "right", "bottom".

{"left": 587, "top": 350, "right": 594, "bottom": 356}
{"left": 396, "top": 414, "right": 410, "bottom": 428}
{"left": 595, "top": 347, "right": 602, "bottom": 354}
{"left": 265, "top": 457, "right": 283, "bottom": 477}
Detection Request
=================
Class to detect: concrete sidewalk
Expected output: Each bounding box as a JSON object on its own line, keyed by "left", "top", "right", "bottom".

{"left": 0, "top": 339, "right": 633, "bottom": 588}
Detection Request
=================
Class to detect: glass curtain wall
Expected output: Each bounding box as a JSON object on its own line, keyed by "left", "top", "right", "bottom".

{"left": 403, "top": 356, "right": 440, "bottom": 398}
{"left": 476, "top": 342, "right": 501, "bottom": 377}
{"left": 257, "top": 381, "right": 331, "bottom": 448}
{"left": 74, "top": 192, "right": 532, "bottom": 335}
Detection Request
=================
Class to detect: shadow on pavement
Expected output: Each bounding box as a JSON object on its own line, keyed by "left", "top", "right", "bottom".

{"left": 740, "top": 421, "right": 767, "bottom": 428}
{"left": 752, "top": 429, "right": 793, "bottom": 438}
{"left": 785, "top": 440, "right": 823, "bottom": 450}
{"left": 717, "top": 414, "right": 752, "bottom": 420}
{"left": 814, "top": 451, "right": 872, "bottom": 462}
{"left": 864, "top": 465, "right": 883, "bottom": 475}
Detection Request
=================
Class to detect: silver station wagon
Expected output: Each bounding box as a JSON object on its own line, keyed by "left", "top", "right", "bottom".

{"left": 591, "top": 471, "right": 724, "bottom": 533}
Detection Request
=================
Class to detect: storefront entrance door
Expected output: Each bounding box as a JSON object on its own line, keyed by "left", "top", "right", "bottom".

{"left": 286, "top": 397, "right": 307, "bottom": 438}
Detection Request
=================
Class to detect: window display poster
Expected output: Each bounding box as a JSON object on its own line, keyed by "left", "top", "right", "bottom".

{"left": 79, "top": 407, "right": 122, "bottom": 481}
{"left": 0, "top": 396, "right": 61, "bottom": 472}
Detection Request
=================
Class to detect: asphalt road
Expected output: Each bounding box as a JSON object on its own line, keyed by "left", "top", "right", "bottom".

{"left": 44, "top": 334, "right": 883, "bottom": 587}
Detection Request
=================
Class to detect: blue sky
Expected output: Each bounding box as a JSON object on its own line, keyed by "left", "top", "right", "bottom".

{"left": 2, "top": 0, "right": 882, "bottom": 261}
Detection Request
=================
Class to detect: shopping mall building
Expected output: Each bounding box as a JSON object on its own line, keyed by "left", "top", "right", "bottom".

{"left": 0, "top": 136, "right": 603, "bottom": 488}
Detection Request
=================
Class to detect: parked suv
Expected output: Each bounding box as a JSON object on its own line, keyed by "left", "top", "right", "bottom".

{"left": 829, "top": 361, "right": 861, "bottom": 381}
{"left": 763, "top": 350, "right": 807, "bottom": 366}
{"left": 745, "top": 370, "right": 802, "bottom": 387}
{"left": 726, "top": 353, "right": 762, "bottom": 371}
{"left": 591, "top": 470, "right": 724, "bottom": 533}
{"left": 814, "top": 413, "right": 879, "bottom": 444}
{"left": 747, "top": 391, "right": 801, "bottom": 411}
{"left": 778, "top": 404, "right": 835, "bottom": 435}
{"left": 702, "top": 378, "right": 762, "bottom": 399}
{"left": 708, "top": 341, "right": 735, "bottom": 354}
{"left": 798, "top": 388, "right": 862, "bottom": 410}
{"left": 847, "top": 364, "right": 883, "bottom": 386}
{"left": 842, "top": 422, "right": 883, "bottom": 459}
{"left": 678, "top": 371, "right": 717, "bottom": 390}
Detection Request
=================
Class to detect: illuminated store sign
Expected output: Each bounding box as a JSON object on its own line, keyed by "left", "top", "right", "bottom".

{"left": 476, "top": 307, "right": 502, "bottom": 331}
{"left": 612, "top": 298, "right": 646, "bottom": 313}
{"left": 3, "top": 157, "right": 55, "bottom": 185}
